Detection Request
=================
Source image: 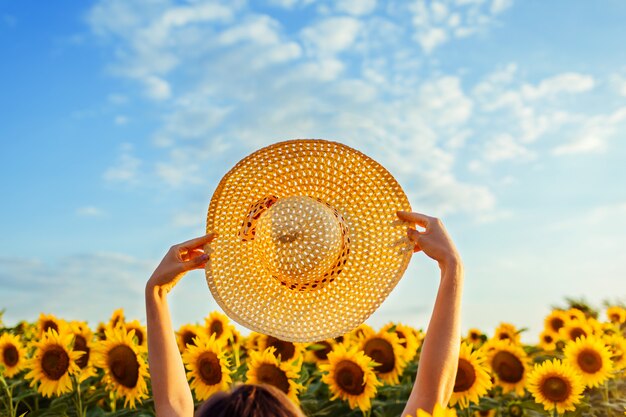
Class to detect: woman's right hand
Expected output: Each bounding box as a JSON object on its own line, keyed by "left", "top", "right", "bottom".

{"left": 396, "top": 211, "right": 461, "bottom": 269}
{"left": 146, "top": 233, "right": 217, "bottom": 293}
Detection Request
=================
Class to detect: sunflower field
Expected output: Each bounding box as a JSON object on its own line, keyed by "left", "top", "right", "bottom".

{"left": 1, "top": 303, "right": 625, "bottom": 417}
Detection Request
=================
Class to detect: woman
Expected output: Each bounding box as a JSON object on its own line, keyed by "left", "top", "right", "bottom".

{"left": 146, "top": 210, "right": 463, "bottom": 417}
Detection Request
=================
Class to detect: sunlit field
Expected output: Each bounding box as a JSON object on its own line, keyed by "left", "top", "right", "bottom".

{"left": 1, "top": 302, "right": 625, "bottom": 417}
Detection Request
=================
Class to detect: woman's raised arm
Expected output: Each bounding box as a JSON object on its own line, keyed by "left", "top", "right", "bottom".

{"left": 396, "top": 212, "right": 464, "bottom": 416}
{"left": 145, "top": 233, "right": 216, "bottom": 417}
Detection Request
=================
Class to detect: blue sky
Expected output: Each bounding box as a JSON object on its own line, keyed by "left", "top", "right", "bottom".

{"left": 1, "top": 0, "right": 625, "bottom": 342}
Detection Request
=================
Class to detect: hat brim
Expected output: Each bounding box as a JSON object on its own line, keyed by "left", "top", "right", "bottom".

{"left": 206, "top": 139, "right": 412, "bottom": 342}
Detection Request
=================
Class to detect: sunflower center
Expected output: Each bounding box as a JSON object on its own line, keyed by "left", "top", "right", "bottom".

{"left": 543, "top": 334, "right": 554, "bottom": 344}
{"left": 453, "top": 358, "right": 477, "bottom": 392}
{"left": 470, "top": 331, "right": 481, "bottom": 341}
{"left": 73, "top": 335, "right": 90, "bottom": 369}
{"left": 197, "top": 352, "right": 222, "bottom": 385}
{"left": 133, "top": 329, "right": 144, "bottom": 346}
{"left": 182, "top": 331, "right": 197, "bottom": 348}
{"left": 313, "top": 341, "right": 333, "bottom": 360}
{"left": 255, "top": 363, "right": 290, "bottom": 394}
{"left": 335, "top": 360, "right": 366, "bottom": 395}
{"left": 266, "top": 336, "right": 296, "bottom": 361}
{"left": 209, "top": 321, "right": 223, "bottom": 338}
{"left": 498, "top": 333, "right": 511, "bottom": 341}
{"left": 550, "top": 317, "right": 565, "bottom": 332}
{"left": 609, "top": 313, "right": 621, "bottom": 322}
{"left": 541, "top": 376, "right": 571, "bottom": 402}
{"left": 363, "top": 337, "right": 395, "bottom": 373}
{"left": 3, "top": 345, "right": 19, "bottom": 367}
{"left": 569, "top": 327, "right": 587, "bottom": 341}
{"left": 41, "top": 345, "right": 70, "bottom": 380}
{"left": 492, "top": 351, "right": 524, "bottom": 383}
{"left": 577, "top": 348, "right": 602, "bottom": 373}
{"left": 395, "top": 331, "right": 407, "bottom": 349}
{"left": 108, "top": 345, "right": 139, "bottom": 388}
{"left": 43, "top": 320, "right": 58, "bottom": 333}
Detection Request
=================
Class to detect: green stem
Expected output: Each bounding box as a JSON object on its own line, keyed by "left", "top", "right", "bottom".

{"left": 0, "top": 375, "right": 16, "bottom": 417}
{"left": 72, "top": 376, "right": 85, "bottom": 417}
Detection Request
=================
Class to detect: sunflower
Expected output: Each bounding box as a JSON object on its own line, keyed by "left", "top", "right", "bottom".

{"left": 0, "top": 333, "right": 28, "bottom": 378}
{"left": 69, "top": 321, "right": 97, "bottom": 381}
{"left": 564, "top": 335, "right": 613, "bottom": 388}
{"left": 319, "top": 343, "right": 381, "bottom": 411}
{"left": 607, "top": 306, "right": 626, "bottom": 324}
{"left": 486, "top": 339, "right": 528, "bottom": 395}
{"left": 544, "top": 310, "right": 568, "bottom": 334}
{"left": 124, "top": 320, "right": 147, "bottom": 347}
{"left": 245, "top": 332, "right": 264, "bottom": 352}
{"left": 182, "top": 334, "right": 232, "bottom": 401}
{"left": 204, "top": 311, "right": 234, "bottom": 346}
{"left": 346, "top": 323, "right": 375, "bottom": 344}
{"left": 410, "top": 403, "right": 458, "bottom": 417}
{"left": 305, "top": 339, "right": 335, "bottom": 364}
{"left": 566, "top": 308, "right": 587, "bottom": 322}
{"left": 177, "top": 324, "right": 204, "bottom": 352}
{"left": 260, "top": 335, "right": 305, "bottom": 364}
{"left": 246, "top": 347, "right": 303, "bottom": 405}
{"left": 493, "top": 322, "right": 521, "bottom": 344}
{"left": 559, "top": 319, "right": 594, "bottom": 342}
{"left": 527, "top": 358, "right": 584, "bottom": 414}
{"left": 449, "top": 343, "right": 492, "bottom": 409}
{"left": 93, "top": 326, "right": 149, "bottom": 408}
{"left": 538, "top": 330, "right": 558, "bottom": 351}
{"left": 24, "top": 329, "right": 82, "bottom": 397}
{"left": 96, "top": 322, "right": 108, "bottom": 340}
{"left": 382, "top": 322, "right": 420, "bottom": 362}
{"left": 465, "top": 328, "right": 485, "bottom": 347}
{"left": 360, "top": 329, "right": 407, "bottom": 385}
{"left": 37, "top": 313, "right": 67, "bottom": 337}
{"left": 109, "top": 308, "right": 125, "bottom": 329}
{"left": 603, "top": 334, "right": 626, "bottom": 371}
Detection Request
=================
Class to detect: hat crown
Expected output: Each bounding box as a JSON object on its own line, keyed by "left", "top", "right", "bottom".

{"left": 253, "top": 196, "right": 349, "bottom": 291}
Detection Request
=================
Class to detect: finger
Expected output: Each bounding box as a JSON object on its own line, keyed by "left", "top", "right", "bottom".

{"left": 178, "top": 233, "right": 217, "bottom": 250}
{"left": 396, "top": 211, "right": 430, "bottom": 228}
{"left": 187, "top": 253, "right": 210, "bottom": 270}
{"left": 180, "top": 248, "right": 205, "bottom": 262}
{"left": 407, "top": 228, "right": 423, "bottom": 253}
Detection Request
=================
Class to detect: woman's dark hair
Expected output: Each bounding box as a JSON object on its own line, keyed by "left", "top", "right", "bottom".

{"left": 195, "top": 384, "right": 305, "bottom": 417}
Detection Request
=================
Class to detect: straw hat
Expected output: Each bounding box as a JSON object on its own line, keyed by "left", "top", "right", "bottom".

{"left": 205, "top": 139, "right": 413, "bottom": 342}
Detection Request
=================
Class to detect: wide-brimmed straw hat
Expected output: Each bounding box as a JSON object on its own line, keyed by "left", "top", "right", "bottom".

{"left": 205, "top": 139, "right": 413, "bottom": 342}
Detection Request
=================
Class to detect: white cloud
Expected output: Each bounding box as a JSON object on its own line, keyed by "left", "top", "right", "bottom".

{"left": 484, "top": 134, "right": 534, "bottom": 162}
{"left": 300, "top": 17, "right": 361, "bottom": 55}
{"left": 103, "top": 143, "right": 141, "bottom": 183}
{"left": 0, "top": 253, "right": 154, "bottom": 325}
{"left": 76, "top": 206, "right": 106, "bottom": 217}
{"left": 114, "top": 115, "right": 129, "bottom": 125}
{"left": 521, "top": 72, "right": 595, "bottom": 100}
{"left": 490, "top": 0, "right": 513, "bottom": 14}
{"left": 553, "top": 107, "right": 626, "bottom": 156}
{"left": 335, "top": 0, "right": 377, "bottom": 16}
{"left": 143, "top": 75, "right": 171, "bottom": 100}
{"left": 610, "top": 73, "right": 626, "bottom": 96}
{"left": 409, "top": 0, "right": 515, "bottom": 53}
{"left": 107, "top": 93, "right": 128, "bottom": 104}
{"left": 416, "top": 27, "right": 448, "bottom": 53}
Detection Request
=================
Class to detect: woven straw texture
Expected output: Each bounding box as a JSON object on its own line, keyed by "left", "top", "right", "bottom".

{"left": 206, "top": 139, "right": 412, "bottom": 342}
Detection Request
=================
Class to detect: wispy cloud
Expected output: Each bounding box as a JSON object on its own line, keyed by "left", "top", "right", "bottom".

{"left": 76, "top": 206, "right": 106, "bottom": 217}
{"left": 103, "top": 143, "right": 142, "bottom": 184}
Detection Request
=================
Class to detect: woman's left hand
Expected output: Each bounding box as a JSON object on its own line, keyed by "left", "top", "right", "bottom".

{"left": 146, "top": 233, "right": 217, "bottom": 293}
